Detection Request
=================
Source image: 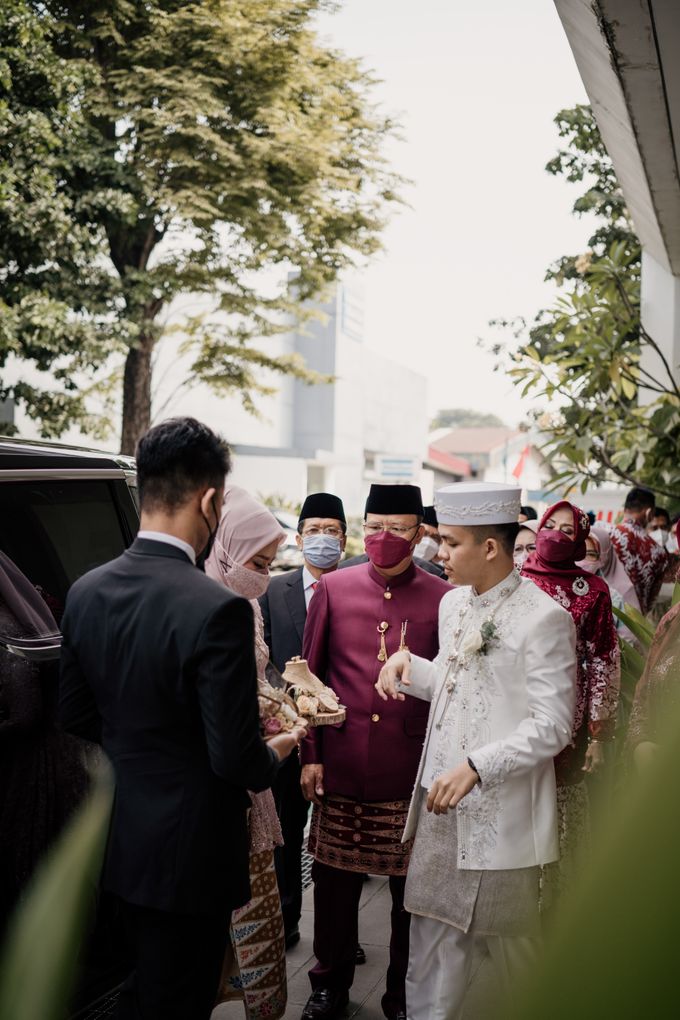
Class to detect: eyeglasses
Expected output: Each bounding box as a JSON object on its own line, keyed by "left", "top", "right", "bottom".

{"left": 363, "top": 523, "right": 419, "bottom": 537}
{"left": 302, "top": 526, "right": 344, "bottom": 538}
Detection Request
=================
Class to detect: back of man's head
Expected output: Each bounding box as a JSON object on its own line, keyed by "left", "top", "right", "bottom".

{"left": 136, "top": 417, "right": 231, "bottom": 512}
{"left": 624, "top": 486, "right": 655, "bottom": 514}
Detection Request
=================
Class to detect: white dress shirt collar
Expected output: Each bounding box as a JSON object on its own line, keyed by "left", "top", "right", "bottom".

{"left": 302, "top": 565, "right": 319, "bottom": 608}
{"left": 137, "top": 530, "right": 196, "bottom": 565}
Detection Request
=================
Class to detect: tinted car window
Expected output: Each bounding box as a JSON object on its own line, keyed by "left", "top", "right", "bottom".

{"left": 0, "top": 480, "right": 132, "bottom": 621}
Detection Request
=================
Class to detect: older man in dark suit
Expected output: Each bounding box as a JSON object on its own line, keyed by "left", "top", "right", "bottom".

{"left": 260, "top": 492, "right": 346, "bottom": 949}
{"left": 59, "top": 418, "right": 303, "bottom": 1020}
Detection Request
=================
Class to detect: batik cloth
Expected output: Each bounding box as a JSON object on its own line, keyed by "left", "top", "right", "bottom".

{"left": 308, "top": 795, "right": 413, "bottom": 876}
{"left": 609, "top": 519, "right": 668, "bottom": 615}
{"left": 216, "top": 849, "right": 287, "bottom": 1019}
{"left": 628, "top": 601, "right": 680, "bottom": 749}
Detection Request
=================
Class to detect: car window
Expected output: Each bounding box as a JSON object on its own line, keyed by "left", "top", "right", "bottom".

{"left": 0, "top": 479, "right": 133, "bottom": 622}
{"left": 273, "top": 510, "right": 299, "bottom": 531}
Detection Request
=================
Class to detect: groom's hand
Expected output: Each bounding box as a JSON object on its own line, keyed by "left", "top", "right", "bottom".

{"left": 427, "top": 761, "right": 479, "bottom": 815}
{"left": 375, "top": 650, "right": 412, "bottom": 701}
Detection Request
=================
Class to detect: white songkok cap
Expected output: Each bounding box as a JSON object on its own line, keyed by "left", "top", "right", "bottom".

{"left": 434, "top": 482, "right": 522, "bottom": 526}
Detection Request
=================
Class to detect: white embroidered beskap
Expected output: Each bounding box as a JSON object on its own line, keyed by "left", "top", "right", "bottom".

{"left": 402, "top": 573, "right": 577, "bottom": 870}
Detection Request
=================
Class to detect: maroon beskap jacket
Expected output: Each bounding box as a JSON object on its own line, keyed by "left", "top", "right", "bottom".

{"left": 301, "top": 560, "right": 450, "bottom": 802}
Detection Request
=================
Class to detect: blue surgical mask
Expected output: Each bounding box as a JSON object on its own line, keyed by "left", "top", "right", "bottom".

{"left": 303, "top": 534, "right": 343, "bottom": 569}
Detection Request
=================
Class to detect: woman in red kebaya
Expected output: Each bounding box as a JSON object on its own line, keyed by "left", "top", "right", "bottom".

{"left": 522, "top": 500, "right": 620, "bottom": 905}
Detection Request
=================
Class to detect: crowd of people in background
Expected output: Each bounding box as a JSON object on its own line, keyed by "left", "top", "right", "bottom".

{"left": 1, "top": 416, "right": 678, "bottom": 1020}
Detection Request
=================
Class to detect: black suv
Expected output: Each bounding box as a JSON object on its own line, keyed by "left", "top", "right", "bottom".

{"left": 0, "top": 436, "right": 138, "bottom": 638}
{"left": 0, "top": 436, "right": 139, "bottom": 1015}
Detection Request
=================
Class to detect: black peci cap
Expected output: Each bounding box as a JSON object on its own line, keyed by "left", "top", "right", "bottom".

{"left": 299, "top": 492, "right": 346, "bottom": 524}
{"left": 365, "top": 484, "right": 424, "bottom": 517}
{"left": 422, "top": 505, "right": 438, "bottom": 528}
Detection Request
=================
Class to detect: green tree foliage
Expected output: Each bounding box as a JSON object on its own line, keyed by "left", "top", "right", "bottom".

{"left": 430, "top": 408, "right": 506, "bottom": 430}
{"left": 0, "top": 0, "right": 119, "bottom": 439}
{"left": 1, "top": 1, "right": 401, "bottom": 452}
{"left": 491, "top": 105, "right": 680, "bottom": 502}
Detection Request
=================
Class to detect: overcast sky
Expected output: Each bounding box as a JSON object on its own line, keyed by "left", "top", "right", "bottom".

{"left": 316, "top": 0, "right": 591, "bottom": 426}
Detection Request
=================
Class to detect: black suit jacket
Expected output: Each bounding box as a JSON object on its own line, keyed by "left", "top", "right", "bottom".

{"left": 259, "top": 567, "right": 307, "bottom": 673}
{"left": 339, "top": 553, "right": 446, "bottom": 578}
{"left": 59, "top": 538, "right": 278, "bottom": 916}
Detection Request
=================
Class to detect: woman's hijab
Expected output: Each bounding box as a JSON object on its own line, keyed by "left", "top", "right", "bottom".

{"left": 522, "top": 499, "right": 607, "bottom": 592}
{"left": 205, "top": 485, "right": 284, "bottom": 598}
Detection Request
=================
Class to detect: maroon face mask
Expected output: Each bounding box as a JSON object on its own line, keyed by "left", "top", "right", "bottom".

{"left": 535, "top": 529, "right": 581, "bottom": 565}
{"left": 364, "top": 531, "right": 414, "bottom": 569}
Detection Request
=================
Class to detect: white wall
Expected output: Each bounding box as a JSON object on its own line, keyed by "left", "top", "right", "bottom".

{"left": 640, "top": 250, "right": 680, "bottom": 406}
{"left": 228, "top": 452, "right": 308, "bottom": 506}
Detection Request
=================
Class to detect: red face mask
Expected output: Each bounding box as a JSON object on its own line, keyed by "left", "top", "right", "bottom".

{"left": 364, "top": 530, "right": 414, "bottom": 569}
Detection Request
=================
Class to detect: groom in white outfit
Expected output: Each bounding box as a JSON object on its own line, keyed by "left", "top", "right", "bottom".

{"left": 376, "top": 482, "right": 577, "bottom": 1019}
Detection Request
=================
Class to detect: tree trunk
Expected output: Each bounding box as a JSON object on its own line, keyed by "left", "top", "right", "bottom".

{"left": 120, "top": 333, "right": 155, "bottom": 455}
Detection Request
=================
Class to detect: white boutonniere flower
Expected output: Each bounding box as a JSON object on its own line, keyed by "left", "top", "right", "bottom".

{"left": 461, "top": 620, "right": 499, "bottom": 657}
{"left": 461, "top": 630, "right": 485, "bottom": 655}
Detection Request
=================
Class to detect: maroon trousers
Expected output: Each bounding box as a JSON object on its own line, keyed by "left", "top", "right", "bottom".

{"left": 309, "top": 861, "right": 410, "bottom": 1018}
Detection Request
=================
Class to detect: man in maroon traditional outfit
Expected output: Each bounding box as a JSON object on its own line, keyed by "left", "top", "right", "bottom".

{"left": 299, "top": 484, "right": 450, "bottom": 1020}
{"left": 609, "top": 487, "right": 668, "bottom": 615}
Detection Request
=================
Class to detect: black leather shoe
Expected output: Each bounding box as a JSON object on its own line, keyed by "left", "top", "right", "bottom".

{"left": 301, "top": 988, "right": 349, "bottom": 1019}
{"left": 285, "top": 925, "right": 301, "bottom": 950}
{"left": 355, "top": 943, "right": 366, "bottom": 965}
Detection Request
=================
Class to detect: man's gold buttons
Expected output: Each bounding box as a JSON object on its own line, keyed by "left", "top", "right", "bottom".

{"left": 371, "top": 713, "right": 380, "bottom": 723}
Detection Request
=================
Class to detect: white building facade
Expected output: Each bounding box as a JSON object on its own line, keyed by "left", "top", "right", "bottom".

{"left": 162, "top": 280, "right": 429, "bottom": 516}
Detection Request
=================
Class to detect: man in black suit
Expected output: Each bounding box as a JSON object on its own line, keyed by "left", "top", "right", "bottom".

{"left": 260, "top": 492, "right": 346, "bottom": 950}
{"left": 59, "top": 418, "right": 304, "bottom": 1020}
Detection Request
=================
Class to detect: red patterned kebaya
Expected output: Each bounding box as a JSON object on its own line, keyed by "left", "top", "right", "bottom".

{"left": 522, "top": 500, "right": 620, "bottom": 784}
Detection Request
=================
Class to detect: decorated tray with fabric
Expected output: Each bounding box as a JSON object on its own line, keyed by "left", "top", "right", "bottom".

{"left": 282, "top": 656, "right": 346, "bottom": 727}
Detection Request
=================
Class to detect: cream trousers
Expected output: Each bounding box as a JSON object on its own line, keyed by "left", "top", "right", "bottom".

{"left": 405, "top": 914, "right": 540, "bottom": 1020}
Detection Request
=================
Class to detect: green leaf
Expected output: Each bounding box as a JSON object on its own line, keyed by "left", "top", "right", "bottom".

{"left": 612, "top": 604, "right": 655, "bottom": 648}
{"left": 620, "top": 375, "right": 637, "bottom": 399}
{"left": 0, "top": 764, "right": 114, "bottom": 1020}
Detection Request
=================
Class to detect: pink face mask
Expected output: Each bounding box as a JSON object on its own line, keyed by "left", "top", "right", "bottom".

{"left": 226, "top": 560, "right": 270, "bottom": 599}
{"left": 364, "top": 531, "right": 414, "bottom": 569}
{"left": 576, "top": 557, "right": 601, "bottom": 574}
